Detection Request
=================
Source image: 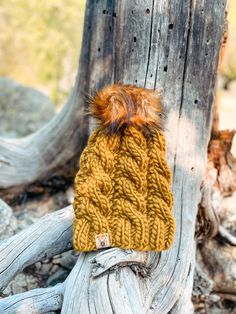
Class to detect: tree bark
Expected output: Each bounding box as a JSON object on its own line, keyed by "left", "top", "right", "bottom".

{"left": 0, "top": 0, "right": 226, "bottom": 313}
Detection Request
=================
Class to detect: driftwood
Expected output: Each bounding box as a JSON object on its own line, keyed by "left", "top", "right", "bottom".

{"left": 195, "top": 130, "right": 236, "bottom": 308}
{"left": 196, "top": 129, "right": 236, "bottom": 242}
{"left": 0, "top": 210, "right": 151, "bottom": 313}
{"left": 0, "top": 206, "right": 73, "bottom": 290}
{"left": 0, "top": 284, "right": 64, "bottom": 313}
{"left": 0, "top": 0, "right": 226, "bottom": 313}
{"left": 194, "top": 9, "right": 236, "bottom": 308}
{"left": 0, "top": 79, "right": 88, "bottom": 192}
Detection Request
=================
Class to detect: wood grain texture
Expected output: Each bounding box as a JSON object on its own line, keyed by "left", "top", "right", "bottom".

{"left": 0, "top": 284, "right": 64, "bottom": 314}
{"left": 0, "top": 206, "right": 73, "bottom": 291}
{"left": 0, "top": 0, "right": 226, "bottom": 313}
{"left": 77, "top": 0, "right": 226, "bottom": 312}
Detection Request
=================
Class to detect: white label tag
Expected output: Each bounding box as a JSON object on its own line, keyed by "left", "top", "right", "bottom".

{"left": 95, "top": 233, "right": 110, "bottom": 249}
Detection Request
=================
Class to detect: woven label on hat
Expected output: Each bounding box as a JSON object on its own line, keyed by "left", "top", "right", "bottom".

{"left": 95, "top": 233, "right": 110, "bottom": 249}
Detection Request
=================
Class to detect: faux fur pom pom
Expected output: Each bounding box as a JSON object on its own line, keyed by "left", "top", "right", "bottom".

{"left": 88, "top": 83, "right": 164, "bottom": 134}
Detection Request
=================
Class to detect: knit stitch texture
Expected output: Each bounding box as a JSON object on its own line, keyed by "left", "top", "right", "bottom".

{"left": 72, "top": 84, "right": 175, "bottom": 252}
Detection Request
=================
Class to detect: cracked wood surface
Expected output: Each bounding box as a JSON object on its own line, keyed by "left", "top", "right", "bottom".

{"left": 0, "top": 284, "right": 64, "bottom": 314}
{"left": 0, "top": 206, "right": 73, "bottom": 291}
{"left": 0, "top": 0, "right": 226, "bottom": 313}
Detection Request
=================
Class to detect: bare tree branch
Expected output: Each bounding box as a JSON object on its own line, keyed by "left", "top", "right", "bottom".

{"left": 0, "top": 284, "right": 64, "bottom": 314}
{"left": 0, "top": 206, "right": 73, "bottom": 290}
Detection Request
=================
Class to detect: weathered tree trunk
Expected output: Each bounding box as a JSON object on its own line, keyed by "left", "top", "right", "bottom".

{"left": 0, "top": 0, "right": 226, "bottom": 313}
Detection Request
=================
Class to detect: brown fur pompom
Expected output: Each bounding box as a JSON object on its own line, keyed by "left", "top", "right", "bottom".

{"left": 88, "top": 83, "right": 164, "bottom": 134}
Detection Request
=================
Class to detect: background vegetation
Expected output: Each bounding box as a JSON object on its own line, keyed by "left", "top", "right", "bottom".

{"left": 221, "top": 0, "right": 236, "bottom": 87}
{"left": 0, "top": 0, "right": 235, "bottom": 106}
{"left": 0, "top": 0, "right": 85, "bottom": 106}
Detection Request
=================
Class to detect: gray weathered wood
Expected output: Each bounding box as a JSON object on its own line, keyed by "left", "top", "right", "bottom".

{"left": 0, "top": 206, "right": 73, "bottom": 290}
{"left": 89, "top": 248, "right": 149, "bottom": 277}
{"left": 218, "top": 225, "right": 236, "bottom": 246}
{"left": 0, "top": 6, "right": 95, "bottom": 190}
{"left": 75, "top": 1, "right": 226, "bottom": 312}
{"left": 0, "top": 284, "right": 64, "bottom": 314}
{"left": 1, "top": 246, "right": 147, "bottom": 314}
{"left": 62, "top": 252, "right": 145, "bottom": 314}
{"left": 0, "top": 210, "right": 149, "bottom": 313}
{"left": 0, "top": 0, "right": 226, "bottom": 313}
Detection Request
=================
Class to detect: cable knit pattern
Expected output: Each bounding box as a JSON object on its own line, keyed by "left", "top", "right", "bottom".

{"left": 73, "top": 83, "right": 175, "bottom": 252}
{"left": 146, "top": 128, "right": 175, "bottom": 250}
{"left": 73, "top": 128, "right": 121, "bottom": 251}
{"left": 73, "top": 126, "right": 175, "bottom": 252}
{"left": 110, "top": 126, "right": 149, "bottom": 250}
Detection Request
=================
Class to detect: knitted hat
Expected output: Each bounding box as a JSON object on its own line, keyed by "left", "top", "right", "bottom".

{"left": 72, "top": 84, "right": 175, "bottom": 252}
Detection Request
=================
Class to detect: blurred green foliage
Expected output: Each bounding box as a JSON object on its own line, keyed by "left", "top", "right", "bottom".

{"left": 221, "top": 0, "right": 236, "bottom": 88}
{"left": 222, "top": 59, "right": 236, "bottom": 88}
{"left": 0, "top": 0, "right": 85, "bottom": 105}
{"left": 0, "top": 0, "right": 235, "bottom": 104}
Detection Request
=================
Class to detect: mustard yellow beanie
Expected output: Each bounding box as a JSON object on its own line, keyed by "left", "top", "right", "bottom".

{"left": 72, "top": 84, "right": 175, "bottom": 252}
